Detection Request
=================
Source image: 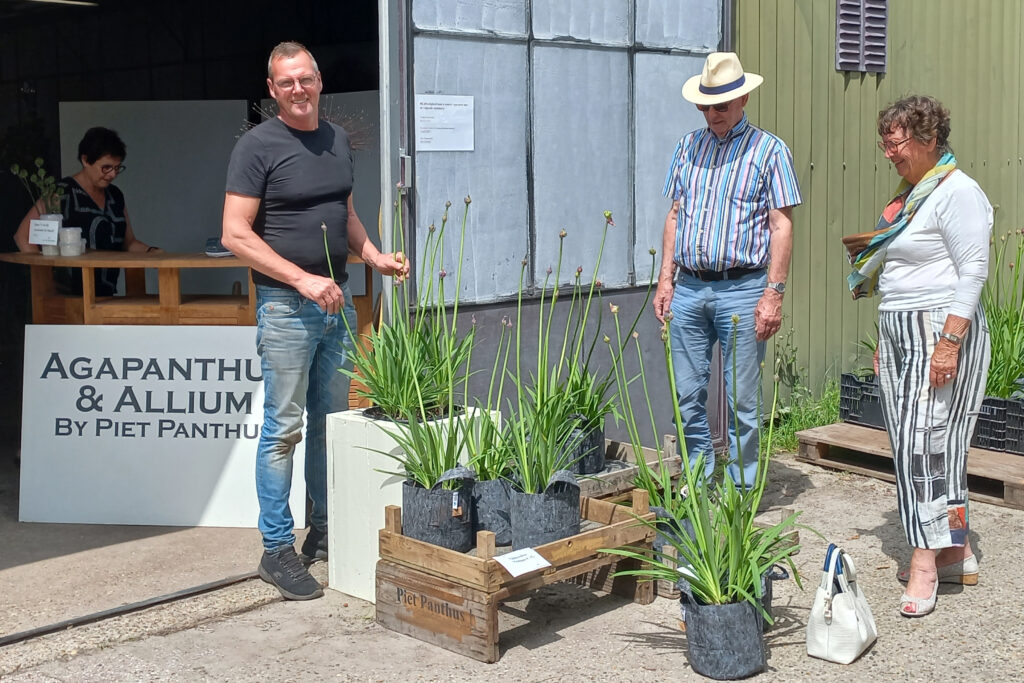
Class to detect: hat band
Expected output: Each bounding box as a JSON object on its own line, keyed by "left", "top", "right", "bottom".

{"left": 699, "top": 74, "right": 745, "bottom": 95}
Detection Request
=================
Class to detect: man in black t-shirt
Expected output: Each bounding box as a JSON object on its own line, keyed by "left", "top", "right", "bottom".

{"left": 222, "top": 41, "right": 408, "bottom": 601}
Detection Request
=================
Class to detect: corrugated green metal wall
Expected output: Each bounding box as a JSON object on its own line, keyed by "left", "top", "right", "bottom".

{"left": 736, "top": 0, "right": 1024, "bottom": 391}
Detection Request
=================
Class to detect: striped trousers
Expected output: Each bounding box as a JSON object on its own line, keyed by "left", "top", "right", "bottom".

{"left": 877, "top": 307, "right": 990, "bottom": 550}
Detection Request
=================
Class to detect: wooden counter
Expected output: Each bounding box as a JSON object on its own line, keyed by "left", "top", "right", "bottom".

{"left": 0, "top": 251, "right": 373, "bottom": 329}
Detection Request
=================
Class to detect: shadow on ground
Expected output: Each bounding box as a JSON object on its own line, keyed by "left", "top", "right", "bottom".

{"left": 0, "top": 453, "right": 180, "bottom": 571}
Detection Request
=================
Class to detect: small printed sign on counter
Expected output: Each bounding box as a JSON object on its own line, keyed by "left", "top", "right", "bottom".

{"left": 29, "top": 219, "right": 60, "bottom": 246}
{"left": 494, "top": 548, "right": 552, "bottom": 578}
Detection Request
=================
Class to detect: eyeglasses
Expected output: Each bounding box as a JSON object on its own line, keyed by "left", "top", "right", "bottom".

{"left": 274, "top": 75, "right": 317, "bottom": 90}
{"left": 696, "top": 101, "right": 733, "bottom": 113}
{"left": 100, "top": 164, "right": 126, "bottom": 175}
{"left": 877, "top": 137, "right": 912, "bottom": 154}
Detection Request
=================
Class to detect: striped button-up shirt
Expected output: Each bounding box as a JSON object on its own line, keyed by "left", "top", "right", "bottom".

{"left": 662, "top": 115, "right": 802, "bottom": 272}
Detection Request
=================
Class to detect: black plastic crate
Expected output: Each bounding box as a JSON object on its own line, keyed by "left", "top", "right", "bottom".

{"left": 839, "top": 373, "right": 886, "bottom": 431}
{"left": 971, "top": 398, "right": 1008, "bottom": 451}
{"left": 969, "top": 397, "right": 1024, "bottom": 455}
{"left": 1002, "top": 397, "right": 1024, "bottom": 456}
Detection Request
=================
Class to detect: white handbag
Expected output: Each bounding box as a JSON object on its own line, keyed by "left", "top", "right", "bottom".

{"left": 806, "top": 544, "right": 878, "bottom": 664}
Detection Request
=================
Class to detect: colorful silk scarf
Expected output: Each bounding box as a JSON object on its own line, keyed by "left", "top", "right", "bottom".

{"left": 846, "top": 151, "right": 957, "bottom": 299}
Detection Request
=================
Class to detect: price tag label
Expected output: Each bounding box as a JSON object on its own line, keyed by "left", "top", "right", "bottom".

{"left": 29, "top": 219, "right": 60, "bottom": 246}
{"left": 494, "top": 548, "right": 552, "bottom": 577}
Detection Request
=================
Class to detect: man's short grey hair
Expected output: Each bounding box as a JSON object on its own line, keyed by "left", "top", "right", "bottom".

{"left": 267, "top": 41, "right": 319, "bottom": 78}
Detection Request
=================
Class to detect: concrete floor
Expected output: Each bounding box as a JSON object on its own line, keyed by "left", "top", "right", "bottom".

{"left": 1, "top": 451, "right": 1023, "bottom": 681}
{"left": 0, "top": 453, "right": 264, "bottom": 639}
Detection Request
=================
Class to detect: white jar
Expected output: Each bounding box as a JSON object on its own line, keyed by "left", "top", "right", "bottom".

{"left": 59, "top": 227, "right": 82, "bottom": 244}
{"left": 59, "top": 241, "right": 83, "bottom": 257}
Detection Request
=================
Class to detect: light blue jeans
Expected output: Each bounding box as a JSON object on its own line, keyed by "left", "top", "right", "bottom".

{"left": 254, "top": 283, "right": 356, "bottom": 551}
{"left": 669, "top": 271, "right": 766, "bottom": 489}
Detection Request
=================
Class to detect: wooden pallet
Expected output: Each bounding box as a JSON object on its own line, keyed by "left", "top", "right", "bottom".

{"left": 796, "top": 422, "right": 1024, "bottom": 510}
{"left": 375, "top": 489, "right": 655, "bottom": 663}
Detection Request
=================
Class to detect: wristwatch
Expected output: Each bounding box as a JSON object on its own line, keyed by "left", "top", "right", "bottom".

{"left": 938, "top": 331, "right": 963, "bottom": 344}
{"left": 766, "top": 281, "right": 786, "bottom": 294}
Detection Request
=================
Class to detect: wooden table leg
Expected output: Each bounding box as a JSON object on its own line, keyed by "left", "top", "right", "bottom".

{"left": 158, "top": 268, "right": 181, "bottom": 325}
{"left": 81, "top": 266, "right": 99, "bottom": 325}
{"left": 29, "top": 265, "right": 55, "bottom": 324}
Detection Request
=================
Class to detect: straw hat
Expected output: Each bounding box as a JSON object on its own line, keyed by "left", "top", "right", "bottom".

{"left": 682, "top": 52, "right": 763, "bottom": 105}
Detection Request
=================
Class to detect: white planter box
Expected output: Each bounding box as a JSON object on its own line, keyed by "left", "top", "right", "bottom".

{"left": 326, "top": 408, "right": 481, "bottom": 602}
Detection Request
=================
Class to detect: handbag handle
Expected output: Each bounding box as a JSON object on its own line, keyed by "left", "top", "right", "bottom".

{"left": 820, "top": 543, "right": 846, "bottom": 622}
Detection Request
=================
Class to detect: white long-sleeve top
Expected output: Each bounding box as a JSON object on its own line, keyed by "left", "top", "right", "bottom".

{"left": 878, "top": 170, "right": 992, "bottom": 319}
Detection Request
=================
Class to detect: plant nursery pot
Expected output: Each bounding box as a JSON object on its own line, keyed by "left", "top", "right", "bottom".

{"left": 678, "top": 569, "right": 784, "bottom": 634}
{"left": 565, "top": 416, "right": 606, "bottom": 475}
{"left": 471, "top": 477, "right": 512, "bottom": 546}
{"left": 509, "top": 470, "right": 580, "bottom": 550}
{"left": 680, "top": 591, "right": 766, "bottom": 680}
{"left": 401, "top": 467, "right": 475, "bottom": 552}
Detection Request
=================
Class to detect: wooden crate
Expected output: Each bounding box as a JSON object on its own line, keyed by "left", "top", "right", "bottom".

{"left": 577, "top": 435, "right": 682, "bottom": 500}
{"left": 375, "top": 489, "right": 656, "bottom": 662}
{"left": 797, "top": 422, "right": 1024, "bottom": 511}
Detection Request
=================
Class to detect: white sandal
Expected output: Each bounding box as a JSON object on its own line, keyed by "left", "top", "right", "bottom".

{"left": 899, "top": 575, "right": 938, "bottom": 617}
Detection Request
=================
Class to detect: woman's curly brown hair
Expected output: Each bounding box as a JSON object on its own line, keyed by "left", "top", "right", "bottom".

{"left": 877, "top": 95, "right": 951, "bottom": 153}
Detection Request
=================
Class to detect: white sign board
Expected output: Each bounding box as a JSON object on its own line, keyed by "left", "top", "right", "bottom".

{"left": 415, "top": 94, "right": 475, "bottom": 151}
{"left": 28, "top": 219, "right": 60, "bottom": 246}
{"left": 19, "top": 325, "right": 305, "bottom": 527}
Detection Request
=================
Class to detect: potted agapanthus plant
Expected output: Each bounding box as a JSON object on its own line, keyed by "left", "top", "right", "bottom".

{"left": 342, "top": 198, "right": 475, "bottom": 420}
{"left": 463, "top": 314, "right": 515, "bottom": 546}
{"left": 601, "top": 312, "right": 808, "bottom": 681}
{"left": 504, "top": 234, "right": 586, "bottom": 549}
{"left": 325, "top": 198, "right": 479, "bottom": 604}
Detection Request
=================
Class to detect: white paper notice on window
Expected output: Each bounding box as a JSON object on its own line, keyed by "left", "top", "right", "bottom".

{"left": 28, "top": 219, "right": 60, "bottom": 246}
{"left": 415, "top": 94, "right": 474, "bottom": 152}
{"left": 494, "top": 548, "right": 552, "bottom": 578}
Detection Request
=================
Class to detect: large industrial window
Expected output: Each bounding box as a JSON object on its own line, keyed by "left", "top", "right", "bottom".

{"left": 410, "top": 0, "right": 723, "bottom": 302}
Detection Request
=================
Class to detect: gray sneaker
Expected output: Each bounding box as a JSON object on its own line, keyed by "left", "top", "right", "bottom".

{"left": 258, "top": 546, "right": 323, "bottom": 600}
{"left": 299, "top": 526, "right": 328, "bottom": 565}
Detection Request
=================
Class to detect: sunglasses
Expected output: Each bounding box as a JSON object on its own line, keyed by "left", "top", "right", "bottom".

{"left": 696, "top": 101, "right": 733, "bottom": 113}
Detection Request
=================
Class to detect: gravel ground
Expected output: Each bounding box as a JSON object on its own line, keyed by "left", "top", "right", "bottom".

{"left": 2, "top": 452, "right": 1022, "bottom": 682}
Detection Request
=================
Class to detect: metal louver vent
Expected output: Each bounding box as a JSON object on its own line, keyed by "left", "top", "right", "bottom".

{"left": 836, "top": 0, "right": 887, "bottom": 73}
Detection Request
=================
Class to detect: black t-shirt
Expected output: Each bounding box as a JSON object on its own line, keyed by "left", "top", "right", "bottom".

{"left": 225, "top": 117, "right": 352, "bottom": 289}
{"left": 54, "top": 176, "right": 127, "bottom": 296}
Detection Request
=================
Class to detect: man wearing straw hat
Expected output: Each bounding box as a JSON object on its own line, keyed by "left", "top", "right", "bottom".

{"left": 653, "top": 52, "right": 802, "bottom": 489}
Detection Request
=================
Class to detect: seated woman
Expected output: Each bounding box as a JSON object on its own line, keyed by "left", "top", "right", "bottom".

{"left": 14, "top": 126, "right": 158, "bottom": 295}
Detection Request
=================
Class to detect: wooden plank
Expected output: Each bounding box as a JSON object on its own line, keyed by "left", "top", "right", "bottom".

{"left": 375, "top": 560, "right": 498, "bottom": 663}
{"left": 533, "top": 515, "right": 654, "bottom": 569}
{"left": 378, "top": 529, "right": 496, "bottom": 592}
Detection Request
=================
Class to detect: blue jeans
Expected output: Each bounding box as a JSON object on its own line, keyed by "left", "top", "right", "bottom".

{"left": 669, "top": 271, "right": 766, "bottom": 488}
{"left": 254, "top": 283, "right": 356, "bottom": 551}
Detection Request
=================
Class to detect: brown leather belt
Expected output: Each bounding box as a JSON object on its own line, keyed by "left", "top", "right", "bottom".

{"left": 678, "top": 266, "right": 763, "bottom": 282}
